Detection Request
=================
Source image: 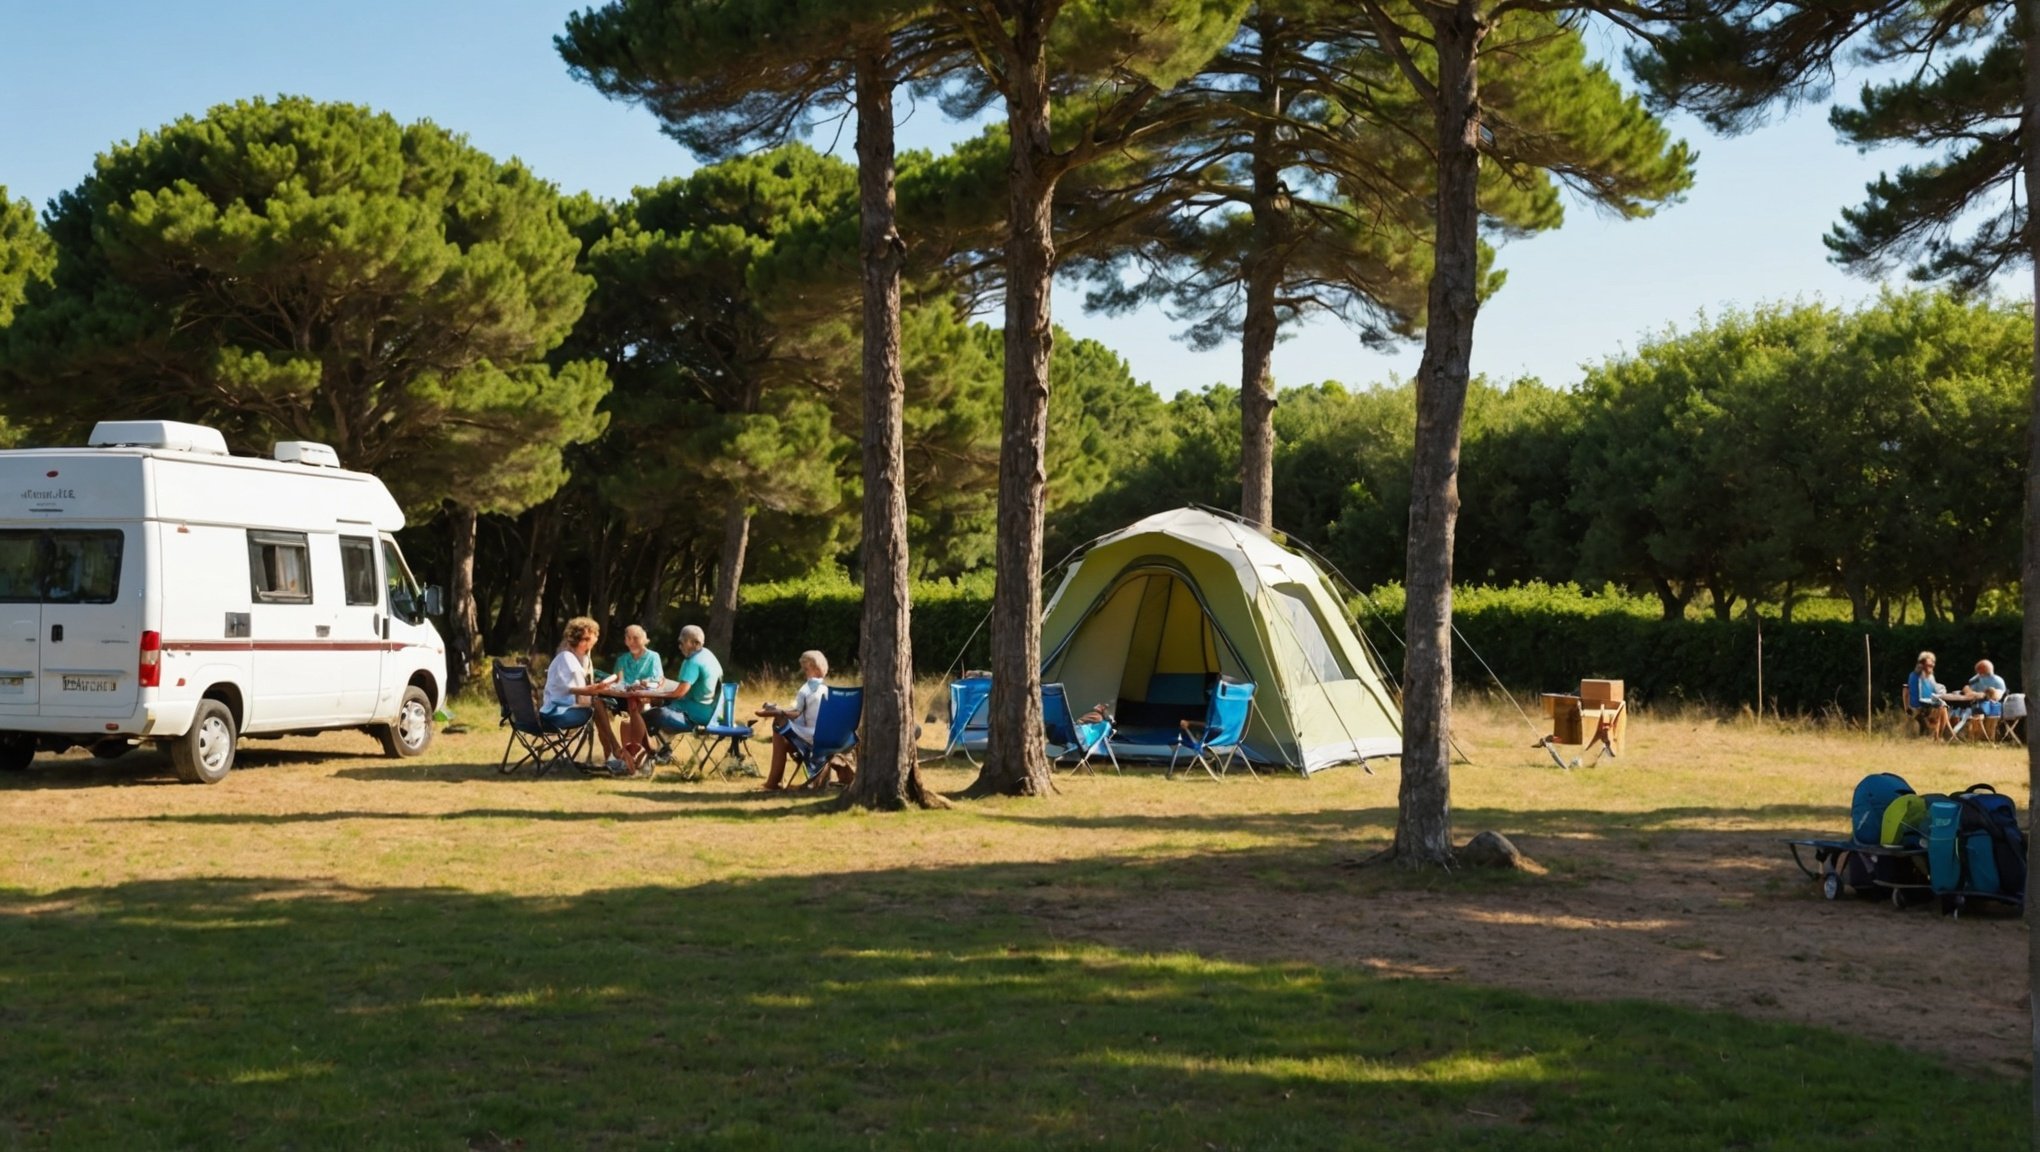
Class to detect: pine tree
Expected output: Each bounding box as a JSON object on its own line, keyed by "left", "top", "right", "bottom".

{"left": 562, "top": 0, "right": 968, "bottom": 808}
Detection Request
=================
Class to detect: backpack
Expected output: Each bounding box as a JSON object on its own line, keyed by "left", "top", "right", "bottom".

{"left": 1852, "top": 773, "right": 1914, "bottom": 845}
{"left": 1927, "top": 799, "right": 1965, "bottom": 894}
{"left": 1953, "top": 784, "right": 2026, "bottom": 900}
{"left": 1880, "top": 793, "right": 1930, "bottom": 848}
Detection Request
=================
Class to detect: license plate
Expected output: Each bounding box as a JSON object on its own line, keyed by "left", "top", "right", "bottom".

{"left": 0, "top": 676, "right": 22, "bottom": 695}
{"left": 62, "top": 675, "right": 117, "bottom": 693}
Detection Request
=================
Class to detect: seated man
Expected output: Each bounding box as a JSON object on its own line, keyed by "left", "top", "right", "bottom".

{"left": 1907, "top": 651, "right": 1951, "bottom": 738}
{"left": 1962, "top": 659, "right": 2009, "bottom": 740}
{"left": 647, "top": 624, "right": 722, "bottom": 735}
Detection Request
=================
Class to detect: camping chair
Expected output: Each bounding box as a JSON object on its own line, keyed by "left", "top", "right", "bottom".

{"left": 944, "top": 675, "right": 992, "bottom": 763}
{"left": 1167, "top": 677, "right": 1257, "bottom": 782}
{"left": 787, "top": 686, "right": 863, "bottom": 789}
{"left": 679, "top": 681, "right": 757, "bottom": 780}
{"left": 492, "top": 660, "right": 591, "bottom": 776}
{"left": 1996, "top": 694, "right": 2027, "bottom": 746}
{"left": 1042, "top": 682, "right": 1118, "bottom": 774}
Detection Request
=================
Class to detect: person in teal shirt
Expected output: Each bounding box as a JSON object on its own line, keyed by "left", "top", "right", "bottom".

{"left": 605, "top": 624, "right": 666, "bottom": 772}
{"left": 652, "top": 624, "right": 722, "bottom": 731}
{"left": 612, "top": 624, "right": 664, "bottom": 686}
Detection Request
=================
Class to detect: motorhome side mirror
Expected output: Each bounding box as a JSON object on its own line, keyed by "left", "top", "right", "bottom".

{"left": 422, "top": 586, "right": 444, "bottom": 619}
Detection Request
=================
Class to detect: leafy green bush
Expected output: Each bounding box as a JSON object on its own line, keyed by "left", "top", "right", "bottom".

{"left": 680, "top": 572, "right": 997, "bottom": 677}
{"left": 1352, "top": 588, "right": 2022, "bottom": 717}
{"left": 701, "top": 577, "right": 2019, "bottom": 717}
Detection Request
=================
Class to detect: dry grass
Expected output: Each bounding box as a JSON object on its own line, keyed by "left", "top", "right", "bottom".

{"left": 0, "top": 693, "right": 2028, "bottom": 1147}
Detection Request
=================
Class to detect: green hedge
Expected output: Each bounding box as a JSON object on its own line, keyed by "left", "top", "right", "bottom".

{"left": 680, "top": 574, "right": 997, "bottom": 679}
{"left": 1361, "top": 613, "right": 2022, "bottom": 718}
{"left": 702, "top": 578, "right": 2021, "bottom": 716}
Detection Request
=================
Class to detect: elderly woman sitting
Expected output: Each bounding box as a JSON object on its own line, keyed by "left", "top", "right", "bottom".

{"left": 758, "top": 649, "right": 852, "bottom": 790}
{"left": 1906, "top": 651, "right": 1951, "bottom": 739}
{"left": 542, "top": 616, "right": 630, "bottom": 774}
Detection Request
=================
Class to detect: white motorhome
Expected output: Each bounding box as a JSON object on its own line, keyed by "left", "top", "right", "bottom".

{"left": 0, "top": 420, "right": 446, "bottom": 782}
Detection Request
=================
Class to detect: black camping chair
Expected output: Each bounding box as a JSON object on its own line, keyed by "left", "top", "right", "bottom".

{"left": 493, "top": 661, "right": 592, "bottom": 776}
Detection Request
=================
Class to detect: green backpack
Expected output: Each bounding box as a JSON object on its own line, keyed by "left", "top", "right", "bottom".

{"left": 1881, "top": 793, "right": 1931, "bottom": 848}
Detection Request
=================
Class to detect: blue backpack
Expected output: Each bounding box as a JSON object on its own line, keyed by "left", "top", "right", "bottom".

{"left": 1927, "top": 785, "right": 2026, "bottom": 900}
{"left": 1851, "top": 773, "right": 1914, "bottom": 845}
{"left": 1955, "top": 784, "right": 2025, "bottom": 899}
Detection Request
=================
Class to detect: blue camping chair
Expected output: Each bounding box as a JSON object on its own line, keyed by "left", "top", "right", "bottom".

{"left": 944, "top": 675, "right": 992, "bottom": 763}
{"left": 492, "top": 661, "right": 592, "bottom": 777}
{"left": 1168, "top": 678, "right": 1257, "bottom": 781}
{"left": 787, "top": 686, "right": 863, "bottom": 788}
{"left": 681, "top": 681, "right": 757, "bottom": 780}
{"left": 1043, "top": 682, "right": 1117, "bottom": 774}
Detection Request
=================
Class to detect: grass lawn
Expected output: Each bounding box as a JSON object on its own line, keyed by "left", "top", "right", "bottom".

{"left": 0, "top": 686, "right": 2029, "bottom": 1150}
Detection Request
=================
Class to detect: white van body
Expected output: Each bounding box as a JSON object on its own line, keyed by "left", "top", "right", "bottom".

{"left": 0, "top": 420, "right": 445, "bottom": 781}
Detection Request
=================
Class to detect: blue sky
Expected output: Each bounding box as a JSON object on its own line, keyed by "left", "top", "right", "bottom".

{"left": 1, "top": 0, "right": 1936, "bottom": 396}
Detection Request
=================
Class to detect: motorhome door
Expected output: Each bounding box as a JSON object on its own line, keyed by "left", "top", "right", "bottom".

{"left": 38, "top": 528, "right": 139, "bottom": 716}
{"left": 378, "top": 536, "right": 433, "bottom": 713}
{"left": 0, "top": 532, "right": 42, "bottom": 713}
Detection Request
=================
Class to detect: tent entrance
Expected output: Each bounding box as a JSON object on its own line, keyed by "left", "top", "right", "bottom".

{"left": 1042, "top": 562, "right": 1244, "bottom": 742}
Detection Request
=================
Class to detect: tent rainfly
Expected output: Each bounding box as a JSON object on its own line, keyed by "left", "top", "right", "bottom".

{"left": 1037, "top": 508, "right": 1402, "bottom": 774}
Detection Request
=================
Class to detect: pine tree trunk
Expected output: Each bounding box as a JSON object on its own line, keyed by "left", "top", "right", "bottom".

{"left": 967, "top": 13, "right": 1055, "bottom": 799}
{"left": 446, "top": 503, "right": 481, "bottom": 697}
{"left": 2017, "top": 19, "right": 2040, "bottom": 1142}
{"left": 707, "top": 502, "right": 750, "bottom": 658}
{"left": 844, "top": 48, "right": 944, "bottom": 812}
{"left": 637, "top": 544, "right": 668, "bottom": 631}
{"left": 1394, "top": 0, "right": 1483, "bottom": 868}
{"left": 511, "top": 502, "right": 561, "bottom": 654}
{"left": 1239, "top": 21, "right": 1285, "bottom": 532}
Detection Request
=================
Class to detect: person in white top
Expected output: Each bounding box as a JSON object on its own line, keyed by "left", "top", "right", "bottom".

{"left": 758, "top": 650, "right": 844, "bottom": 790}
{"left": 540, "top": 615, "right": 628, "bottom": 774}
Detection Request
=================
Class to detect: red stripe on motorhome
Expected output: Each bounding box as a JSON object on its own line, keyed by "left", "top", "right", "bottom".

{"left": 164, "top": 641, "right": 410, "bottom": 652}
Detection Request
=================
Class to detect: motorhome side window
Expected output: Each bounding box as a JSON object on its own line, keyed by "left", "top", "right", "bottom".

{"left": 0, "top": 530, "right": 123, "bottom": 604}
{"left": 248, "top": 531, "right": 313, "bottom": 603}
{"left": 381, "top": 537, "right": 420, "bottom": 619}
{"left": 339, "top": 536, "right": 378, "bottom": 606}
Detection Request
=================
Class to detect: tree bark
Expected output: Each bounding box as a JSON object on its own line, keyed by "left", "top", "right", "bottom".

{"left": 637, "top": 543, "right": 668, "bottom": 632}
{"left": 446, "top": 502, "right": 481, "bottom": 698}
{"left": 1393, "top": 0, "right": 1483, "bottom": 867}
{"left": 843, "top": 48, "right": 945, "bottom": 812}
{"left": 1649, "top": 574, "right": 1691, "bottom": 620}
{"left": 1238, "top": 20, "right": 1286, "bottom": 532}
{"left": 511, "top": 502, "right": 561, "bottom": 654}
{"left": 707, "top": 502, "right": 750, "bottom": 658}
{"left": 2018, "top": 15, "right": 2040, "bottom": 1141}
{"left": 967, "top": 11, "right": 1055, "bottom": 798}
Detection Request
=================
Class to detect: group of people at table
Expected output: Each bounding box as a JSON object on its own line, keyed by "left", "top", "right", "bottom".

{"left": 1906, "top": 651, "right": 2015, "bottom": 741}
{"left": 534, "top": 615, "right": 843, "bottom": 788}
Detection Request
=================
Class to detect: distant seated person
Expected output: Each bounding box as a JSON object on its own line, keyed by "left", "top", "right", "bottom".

{"left": 759, "top": 650, "right": 852, "bottom": 791}
{"left": 1962, "top": 659, "right": 2009, "bottom": 738}
{"left": 541, "top": 616, "right": 628, "bottom": 773}
{"left": 608, "top": 624, "right": 665, "bottom": 764}
{"left": 647, "top": 624, "right": 722, "bottom": 734}
{"left": 1907, "top": 651, "right": 1950, "bottom": 738}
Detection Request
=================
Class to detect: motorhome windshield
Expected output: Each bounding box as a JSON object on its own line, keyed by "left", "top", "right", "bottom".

{"left": 0, "top": 530, "right": 123, "bottom": 604}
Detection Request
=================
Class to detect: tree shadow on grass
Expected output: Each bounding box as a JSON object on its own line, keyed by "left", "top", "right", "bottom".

{"left": 974, "top": 803, "right": 1844, "bottom": 841}
{"left": 0, "top": 861, "right": 2021, "bottom": 1150}
{"left": 102, "top": 795, "right": 846, "bottom": 826}
{"left": 0, "top": 745, "right": 391, "bottom": 790}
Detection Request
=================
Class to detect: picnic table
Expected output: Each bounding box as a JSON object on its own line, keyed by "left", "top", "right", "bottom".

{"left": 569, "top": 678, "right": 687, "bottom": 773}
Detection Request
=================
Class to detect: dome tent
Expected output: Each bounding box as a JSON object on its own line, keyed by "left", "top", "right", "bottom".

{"left": 1038, "top": 508, "right": 1402, "bottom": 774}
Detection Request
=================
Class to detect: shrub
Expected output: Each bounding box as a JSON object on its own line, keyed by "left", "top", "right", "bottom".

{"left": 697, "top": 577, "right": 2020, "bottom": 717}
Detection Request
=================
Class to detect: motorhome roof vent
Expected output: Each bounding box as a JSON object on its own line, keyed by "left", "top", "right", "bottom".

{"left": 87, "top": 420, "right": 230, "bottom": 456}
{"left": 272, "top": 441, "right": 341, "bottom": 468}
